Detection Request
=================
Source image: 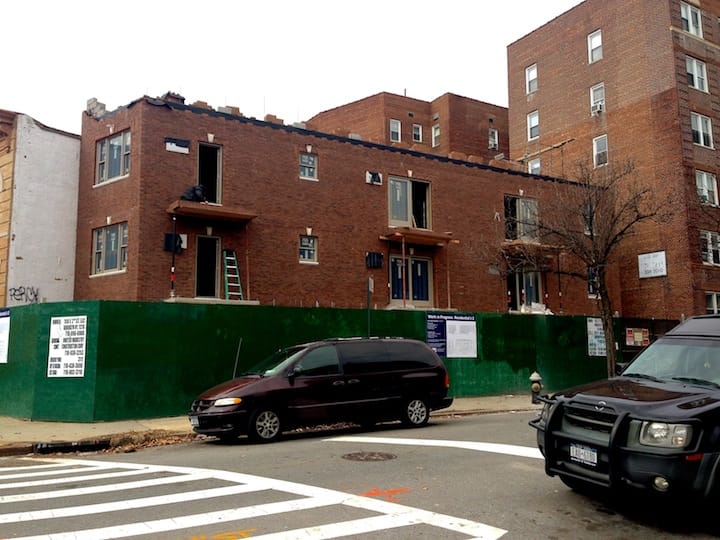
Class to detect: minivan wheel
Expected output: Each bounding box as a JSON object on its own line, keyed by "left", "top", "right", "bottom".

{"left": 249, "top": 409, "right": 282, "bottom": 442}
{"left": 401, "top": 398, "right": 430, "bottom": 427}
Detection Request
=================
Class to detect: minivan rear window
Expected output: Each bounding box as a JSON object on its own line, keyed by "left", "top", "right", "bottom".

{"left": 385, "top": 341, "right": 437, "bottom": 369}
{"left": 337, "top": 341, "right": 389, "bottom": 374}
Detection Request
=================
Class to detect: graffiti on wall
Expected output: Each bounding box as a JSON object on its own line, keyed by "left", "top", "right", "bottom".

{"left": 8, "top": 286, "right": 40, "bottom": 304}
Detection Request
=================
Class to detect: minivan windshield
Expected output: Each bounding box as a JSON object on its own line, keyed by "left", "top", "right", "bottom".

{"left": 244, "top": 345, "right": 306, "bottom": 377}
{"left": 623, "top": 337, "right": 720, "bottom": 387}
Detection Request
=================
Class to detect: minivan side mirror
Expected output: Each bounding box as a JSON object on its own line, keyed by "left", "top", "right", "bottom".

{"left": 288, "top": 365, "right": 302, "bottom": 381}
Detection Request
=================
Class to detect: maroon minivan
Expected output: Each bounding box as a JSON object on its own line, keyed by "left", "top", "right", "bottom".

{"left": 189, "top": 337, "right": 453, "bottom": 442}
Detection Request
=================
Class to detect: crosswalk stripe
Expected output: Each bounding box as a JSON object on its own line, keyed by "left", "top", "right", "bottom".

{"left": 325, "top": 435, "right": 543, "bottom": 459}
{"left": 0, "top": 462, "right": 93, "bottom": 477}
{"left": 0, "top": 468, "right": 156, "bottom": 490}
{"left": 0, "top": 472, "right": 211, "bottom": 503}
{"left": 0, "top": 483, "right": 264, "bottom": 523}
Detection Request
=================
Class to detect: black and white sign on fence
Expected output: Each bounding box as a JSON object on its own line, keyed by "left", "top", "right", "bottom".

{"left": 47, "top": 315, "right": 87, "bottom": 377}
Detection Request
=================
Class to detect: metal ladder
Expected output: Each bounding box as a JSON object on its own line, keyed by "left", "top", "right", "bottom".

{"left": 222, "top": 249, "right": 243, "bottom": 300}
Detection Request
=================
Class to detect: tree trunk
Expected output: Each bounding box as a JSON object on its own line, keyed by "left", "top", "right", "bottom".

{"left": 597, "top": 279, "right": 617, "bottom": 378}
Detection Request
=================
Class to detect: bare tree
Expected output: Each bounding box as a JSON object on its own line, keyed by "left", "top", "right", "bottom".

{"left": 539, "top": 160, "right": 676, "bottom": 377}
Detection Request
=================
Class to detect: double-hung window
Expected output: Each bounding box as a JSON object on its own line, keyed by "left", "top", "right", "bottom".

{"left": 390, "top": 119, "right": 401, "bottom": 142}
{"left": 412, "top": 124, "right": 422, "bottom": 143}
{"left": 593, "top": 135, "right": 608, "bottom": 167}
{"left": 588, "top": 30, "right": 603, "bottom": 63}
{"left": 702, "top": 230, "right": 720, "bottom": 264}
{"left": 681, "top": 2, "right": 703, "bottom": 37}
{"left": 692, "top": 112, "right": 713, "bottom": 147}
{"left": 389, "top": 177, "right": 430, "bottom": 229}
{"left": 590, "top": 83, "right": 605, "bottom": 113}
{"left": 686, "top": 56, "right": 708, "bottom": 91}
{"left": 299, "top": 235, "right": 318, "bottom": 263}
{"left": 96, "top": 130, "right": 130, "bottom": 185}
{"left": 528, "top": 158, "right": 541, "bottom": 175}
{"left": 92, "top": 222, "right": 128, "bottom": 275}
{"left": 504, "top": 195, "right": 538, "bottom": 242}
{"left": 431, "top": 124, "right": 441, "bottom": 147}
{"left": 526, "top": 64, "right": 538, "bottom": 94}
{"left": 587, "top": 266, "right": 599, "bottom": 297}
{"left": 299, "top": 152, "right": 318, "bottom": 180}
{"left": 697, "top": 170, "right": 718, "bottom": 204}
{"left": 527, "top": 111, "right": 539, "bottom": 140}
{"left": 488, "top": 128, "right": 499, "bottom": 150}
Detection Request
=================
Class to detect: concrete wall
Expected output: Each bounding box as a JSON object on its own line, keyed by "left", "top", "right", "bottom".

{"left": 8, "top": 115, "right": 79, "bottom": 306}
{"left": 0, "top": 301, "right": 673, "bottom": 422}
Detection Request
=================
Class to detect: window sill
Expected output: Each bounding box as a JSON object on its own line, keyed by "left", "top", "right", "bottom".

{"left": 299, "top": 176, "right": 319, "bottom": 182}
{"left": 89, "top": 268, "right": 127, "bottom": 278}
{"left": 93, "top": 174, "right": 129, "bottom": 188}
{"left": 299, "top": 260, "right": 319, "bottom": 265}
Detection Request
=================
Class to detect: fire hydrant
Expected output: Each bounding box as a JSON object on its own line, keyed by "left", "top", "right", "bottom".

{"left": 529, "top": 371, "right": 543, "bottom": 404}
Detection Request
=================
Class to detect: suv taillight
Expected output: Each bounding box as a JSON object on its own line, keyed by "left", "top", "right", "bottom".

{"left": 445, "top": 373, "right": 450, "bottom": 389}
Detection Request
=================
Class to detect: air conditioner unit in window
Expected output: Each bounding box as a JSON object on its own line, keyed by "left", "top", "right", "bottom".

{"left": 591, "top": 102, "right": 604, "bottom": 115}
{"left": 366, "top": 171, "right": 382, "bottom": 185}
{"left": 489, "top": 143, "right": 498, "bottom": 151}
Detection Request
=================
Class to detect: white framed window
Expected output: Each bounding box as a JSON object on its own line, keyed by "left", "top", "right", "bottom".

{"left": 590, "top": 83, "right": 605, "bottom": 114}
{"left": 691, "top": 112, "right": 713, "bottom": 147}
{"left": 488, "top": 128, "right": 499, "bottom": 150}
{"left": 390, "top": 119, "right": 401, "bottom": 142}
{"left": 701, "top": 230, "right": 720, "bottom": 264}
{"left": 389, "top": 177, "right": 430, "bottom": 229}
{"left": 92, "top": 222, "right": 128, "bottom": 275}
{"left": 504, "top": 195, "right": 539, "bottom": 242}
{"left": 299, "top": 235, "right": 318, "bottom": 263}
{"left": 593, "top": 134, "right": 608, "bottom": 167}
{"left": 588, "top": 30, "right": 603, "bottom": 63}
{"left": 527, "top": 111, "right": 539, "bottom": 140}
{"left": 96, "top": 130, "right": 131, "bottom": 185}
{"left": 526, "top": 64, "right": 538, "bottom": 94}
{"left": 707, "top": 292, "right": 720, "bottom": 314}
{"left": 528, "top": 158, "right": 541, "bottom": 175}
{"left": 697, "top": 170, "right": 718, "bottom": 204}
{"left": 681, "top": 2, "right": 703, "bottom": 37}
{"left": 686, "top": 56, "right": 708, "bottom": 91}
{"left": 431, "top": 124, "right": 441, "bottom": 147}
{"left": 299, "top": 152, "right": 318, "bottom": 180}
{"left": 412, "top": 124, "right": 422, "bottom": 143}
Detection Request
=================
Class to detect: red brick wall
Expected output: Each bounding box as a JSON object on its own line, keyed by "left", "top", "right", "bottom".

{"left": 75, "top": 96, "right": 599, "bottom": 315}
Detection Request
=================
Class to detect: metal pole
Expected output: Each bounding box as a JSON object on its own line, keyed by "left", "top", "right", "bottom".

{"left": 170, "top": 215, "right": 177, "bottom": 298}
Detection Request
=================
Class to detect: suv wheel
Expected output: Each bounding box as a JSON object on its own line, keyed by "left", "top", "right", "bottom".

{"left": 249, "top": 408, "right": 282, "bottom": 442}
{"left": 401, "top": 398, "right": 429, "bottom": 427}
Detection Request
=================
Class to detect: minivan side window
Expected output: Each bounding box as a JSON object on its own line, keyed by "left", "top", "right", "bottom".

{"left": 296, "top": 346, "right": 340, "bottom": 376}
{"left": 337, "top": 341, "right": 388, "bottom": 374}
{"left": 385, "top": 341, "right": 437, "bottom": 369}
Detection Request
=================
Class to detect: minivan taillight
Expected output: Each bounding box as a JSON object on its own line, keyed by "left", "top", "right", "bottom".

{"left": 444, "top": 373, "right": 450, "bottom": 389}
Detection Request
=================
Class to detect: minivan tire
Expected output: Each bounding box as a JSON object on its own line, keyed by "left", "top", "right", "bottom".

{"left": 249, "top": 408, "right": 282, "bottom": 442}
{"left": 401, "top": 398, "right": 430, "bottom": 427}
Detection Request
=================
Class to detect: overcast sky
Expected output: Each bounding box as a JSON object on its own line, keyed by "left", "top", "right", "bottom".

{"left": 6, "top": 0, "right": 581, "bottom": 134}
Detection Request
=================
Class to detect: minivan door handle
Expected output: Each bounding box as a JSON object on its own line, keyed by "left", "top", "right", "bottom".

{"left": 347, "top": 379, "right": 360, "bottom": 385}
{"left": 332, "top": 380, "right": 345, "bottom": 386}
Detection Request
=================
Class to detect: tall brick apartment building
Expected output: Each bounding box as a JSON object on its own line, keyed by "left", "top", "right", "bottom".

{"left": 508, "top": 0, "right": 720, "bottom": 320}
{"left": 74, "top": 92, "right": 605, "bottom": 314}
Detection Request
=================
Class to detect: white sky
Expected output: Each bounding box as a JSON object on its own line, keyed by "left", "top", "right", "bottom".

{"left": 5, "top": 0, "right": 581, "bottom": 134}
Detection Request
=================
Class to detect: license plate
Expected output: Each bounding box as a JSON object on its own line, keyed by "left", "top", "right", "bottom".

{"left": 189, "top": 416, "right": 199, "bottom": 427}
{"left": 569, "top": 443, "right": 597, "bottom": 466}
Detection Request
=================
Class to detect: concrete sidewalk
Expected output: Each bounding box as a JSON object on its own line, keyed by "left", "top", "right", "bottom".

{"left": 0, "top": 394, "right": 540, "bottom": 457}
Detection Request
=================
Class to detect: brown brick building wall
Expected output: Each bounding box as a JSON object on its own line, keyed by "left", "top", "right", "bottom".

{"left": 75, "top": 93, "right": 605, "bottom": 315}
{"left": 508, "top": 0, "right": 720, "bottom": 320}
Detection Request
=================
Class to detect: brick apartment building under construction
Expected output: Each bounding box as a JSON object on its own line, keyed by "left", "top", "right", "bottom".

{"left": 74, "top": 91, "right": 606, "bottom": 315}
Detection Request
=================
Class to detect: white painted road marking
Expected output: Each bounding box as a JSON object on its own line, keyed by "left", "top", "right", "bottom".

{"left": 325, "top": 435, "right": 544, "bottom": 459}
{"left": 1, "top": 457, "right": 507, "bottom": 540}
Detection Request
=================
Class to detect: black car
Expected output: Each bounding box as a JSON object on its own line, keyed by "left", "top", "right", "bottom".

{"left": 189, "top": 337, "right": 453, "bottom": 442}
{"left": 530, "top": 315, "right": 720, "bottom": 499}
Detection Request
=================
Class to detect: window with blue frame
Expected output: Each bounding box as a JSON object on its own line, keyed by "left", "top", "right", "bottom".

{"left": 390, "top": 256, "right": 432, "bottom": 305}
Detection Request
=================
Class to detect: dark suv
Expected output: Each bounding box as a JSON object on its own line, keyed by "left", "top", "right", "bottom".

{"left": 189, "top": 337, "right": 453, "bottom": 442}
{"left": 530, "top": 315, "right": 720, "bottom": 499}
